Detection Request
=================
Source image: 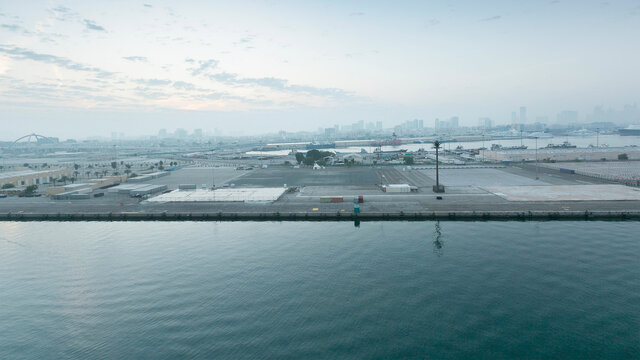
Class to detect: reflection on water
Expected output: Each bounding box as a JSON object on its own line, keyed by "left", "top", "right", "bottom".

{"left": 432, "top": 221, "right": 444, "bottom": 256}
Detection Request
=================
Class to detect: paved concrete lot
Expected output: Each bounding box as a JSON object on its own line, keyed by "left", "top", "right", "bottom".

{"left": 145, "top": 167, "right": 248, "bottom": 189}
{"left": 483, "top": 185, "right": 640, "bottom": 201}
{"left": 299, "top": 185, "right": 383, "bottom": 196}
{"left": 374, "top": 168, "right": 435, "bottom": 188}
{"left": 233, "top": 167, "right": 379, "bottom": 187}
{"left": 2, "top": 165, "right": 640, "bottom": 218}
{"left": 540, "top": 161, "right": 640, "bottom": 183}
{"left": 420, "top": 168, "right": 551, "bottom": 186}
{"left": 148, "top": 188, "right": 286, "bottom": 202}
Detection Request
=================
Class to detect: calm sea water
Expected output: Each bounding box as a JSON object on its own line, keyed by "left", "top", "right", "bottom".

{"left": 1, "top": 221, "right": 638, "bottom": 359}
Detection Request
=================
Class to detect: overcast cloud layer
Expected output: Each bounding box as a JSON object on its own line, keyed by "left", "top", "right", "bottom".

{"left": 1, "top": 0, "right": 639, "bottom": 140}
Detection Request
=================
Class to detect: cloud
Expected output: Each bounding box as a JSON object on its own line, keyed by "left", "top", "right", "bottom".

{"left": 144, "top": 4, "right": 153, "bottom": 7}
{"left": 425, "top": 19, "right": 440, "bottom": 28}
{"left": 172, "top": 81, "right": 195, "bottom": 90}
{"left": 122, "top": 56, "right": 148, "bottom": 62}
{"left": 1, "top": 24, "right": 31, "bottom": 34}
{"left": 134, "top": 78, "right": 171, "bottom": 86}
{"left": 83, "top": 19, "right": 106, "bottom": 31}
{"left": 48, "top": 6, "right": 76, "bottom": 21}
{"left": 349, "top": 12, "right": 365, "bottom": 16}
{"left": 189, "top": 59, "right": 219, "bottom": 76}
{"left": 0, "top": 45, "right": 114, "bottom": 77}
{"left": 480, "top": 15, "right": 502, "bottom": 22}
{"left": 208, "top": 72, "right": 350, "bottom": 98}
{"left": 134, "top": 87, "right": 171, "bottom": 100}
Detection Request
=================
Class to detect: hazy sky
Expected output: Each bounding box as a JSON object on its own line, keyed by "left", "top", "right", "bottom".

{"left": 1, "top": 0, "right": 639, "bottom": 140}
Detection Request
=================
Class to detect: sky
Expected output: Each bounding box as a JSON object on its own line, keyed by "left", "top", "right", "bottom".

{"left": 1, "top": 0, "right": 639, "bottom": 140}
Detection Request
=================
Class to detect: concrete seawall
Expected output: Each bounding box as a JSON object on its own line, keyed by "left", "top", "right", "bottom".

{"left": 2, "top": 210, "right": 639, "bottom": 221}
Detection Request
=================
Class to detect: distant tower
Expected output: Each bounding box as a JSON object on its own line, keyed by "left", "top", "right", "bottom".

{"left": 511, "top": 112, "right": 518, "bottom": 125}
{"left": 520, "top": 106, "right": 527, "bottom": 124}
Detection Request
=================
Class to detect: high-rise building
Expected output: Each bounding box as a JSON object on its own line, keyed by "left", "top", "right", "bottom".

{"left": 175, "top": 128, "right": 188, "bottom": 138}
{"left": 557, "top": 110, "right": 579, "bottom": 124}
{"left": 511, "top": 111, "right": 518, "bottom": 124}
{"left": 325, "top": 127, "right": 336, "bottom": 138}
{"left": 519, "top": 106, "right": 527, "bottom": 124}
{"left": 478, "top": 117, "right": 492, "bottom": 129}
{"left": 376, "top": 121, "right": 382, "bottom": 130}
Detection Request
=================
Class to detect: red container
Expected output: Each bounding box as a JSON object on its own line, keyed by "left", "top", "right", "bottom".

{"left": 331, "top": 197, "right": 343, "bottom": 203}
{"left": 358, "top": 195, "right": 364, "bottom": 203}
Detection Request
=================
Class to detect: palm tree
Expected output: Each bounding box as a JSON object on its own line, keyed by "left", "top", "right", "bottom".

{"left": 433, "top": 140, "right": 444, "bottom": 193}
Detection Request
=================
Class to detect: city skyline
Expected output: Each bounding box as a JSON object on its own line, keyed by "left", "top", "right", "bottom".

{"left": 1, "top": 0, "right": 640, "bottom": 140}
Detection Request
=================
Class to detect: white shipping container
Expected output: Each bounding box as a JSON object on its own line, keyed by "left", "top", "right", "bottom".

{"left": 384, "top": 184, "right": 411, "bottom": 193}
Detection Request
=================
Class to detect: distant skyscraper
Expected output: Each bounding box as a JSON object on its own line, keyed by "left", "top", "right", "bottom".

{"left": 478, "top": 117, "right": 492, "bottom": 129}
{"left": 175, "top": 128, "right": 187, "bottom": 138}
{"left": 325, "top": 127, "right": 336, "bottom": 138}
{"left": 158, "top": 129, "right": 167, "bottom": 138}
{"left": 511, "top": 112, "right": 518, "bottom": 124}
{"left": 449, "top": 116, "right": 459, "bottom": 128}
{"left": 519, "top": 106, "right": 527, "bottom": 124}
{"left": 376, "top": 121, "right": 382, "bottom": 130}
{"left": 557, "top": 110, "right": 579, "bottom": 124}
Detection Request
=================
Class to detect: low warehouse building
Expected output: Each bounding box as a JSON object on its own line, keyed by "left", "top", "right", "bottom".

{"left": 0, "top": 168, "right": 71, "bottom": 188}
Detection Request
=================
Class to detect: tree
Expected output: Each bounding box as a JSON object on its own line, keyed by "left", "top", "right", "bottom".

{"left": 111, "top": 161, "right": 117, "bottom": 169}
{"left": 295, "top": 152, "right": 305, "bottom": 164}
{"left": 618, "top": 153, "right": 628, "bottom": 160}
{"left": 24, "top": 184, "right": 38, "bottom": 195}
{"left": 433, "top": 140, "right": 444, "bottom": 193}
{"left": 60, "top": 175, "right": 69, "bottom": 185}
{"left": 74, "top": 163, "right": 80, "bottom": 171}
{"left": 403, "top": 155, "right": 414, "bottom": 165}
{"left": 2, "top": 183, "right": 15, "bottom": 189}
{"left": 303, "top": 150, "right": 334, "bottom": 166}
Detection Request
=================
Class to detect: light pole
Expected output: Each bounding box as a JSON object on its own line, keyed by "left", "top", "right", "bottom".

{"left": 535, "top": 136, "right": 539, "bottom": 180}
{"left": 596, "top": 128, "right": 599, "bottom": 148}
{"left": 481, "top": 137, "right": 484, "bottom": 163}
